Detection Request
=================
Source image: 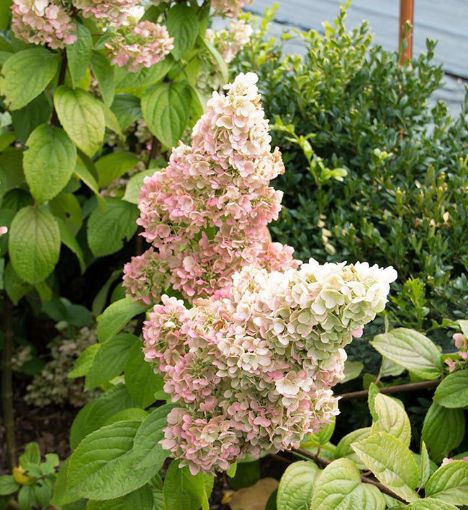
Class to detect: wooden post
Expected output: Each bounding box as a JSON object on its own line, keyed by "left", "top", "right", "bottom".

{"left": 399, "top": 0, "right": 414, "bottom": 64}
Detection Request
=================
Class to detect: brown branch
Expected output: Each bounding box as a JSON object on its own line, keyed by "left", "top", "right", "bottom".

{"left": 1, "top": 297, "right": 17, "bottom": 469}
{"left": 292, "top": 448, "right": 406, "bottom": 503}
{"left": 338, "top": 379, "right": 440, "bottom": 400}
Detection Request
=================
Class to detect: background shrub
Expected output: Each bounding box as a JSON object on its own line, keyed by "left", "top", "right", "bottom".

{"left": 236, "top": 7, "right": 467, "bottom": 335}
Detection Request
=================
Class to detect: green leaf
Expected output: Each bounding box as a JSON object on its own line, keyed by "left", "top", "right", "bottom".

{"left": 434, "top": 370, "right": 468, "bottom": 408}
{"left": 57, "top": 218, "right": 86, "bottom": 273}
{"left": 352, "top": 432, "right": 419, "bottom": 503}
{"left": 312, "top": 459, "right": 386, "bottom": 509}
{"left": 66, "top": 24, "right": 93, "bottom": 88}
{"left": 123, "top": 168, "right": 157, "bottom": 204}
{"left": 54, "top": 86, "right": 105, "bottom": 157}
{"left": 422, "top": 403, "right": 465, "bottom": 463}
{"left": 50, "top": 192, "right": 83, "bottom": 235}
{"left": 11, "top": 93, "right": 52, "bottom": 143}
{"left": 87, "top": 485, "right": 153, "bottom": 510}
{"left": 419, "top": 442, "right": 432, "bottom": 487}
{"left": 381, "top": 357, "right": 406, "bottom": 378}
{"left": 372, "top": 328, "right": 442, "bottom": 380}
{"left": 87, "top": 198, "right": 138, "bottom": 257}
{"left": 167, "top": 5, "right": 199, "bottom": 59}
{"left": 302, "top": 418, "right": 335, "bottom": 448}
{"left": 101, "top": 102, "right": 122, "bottom": 136}
{"left": 367, "top": 382, "right": 380, "bottom": 421}
{"left": 0, "top": 476, "right": 19, "bottom": 496}
{"left": 115, "top": 57, "right": 173, "bottom": 95}
{"left": 458, "top": 320, "right": 468, "bottom": 337}
{"left": 341, "top": 360, "right": 364, "bottom": 383}
{"left": 95, "top": 151, "right": 139, "bottom": 188}
{"left": 9, "top": 206, "right": 60, "bottom": 284}
{"left": 92, "top": 269, "right": 121, "bottom": 316}
{"left": 75, "top": 157, "right": 100, "bottom": 195}
{"left": 103, "top": 408, "right": 147, "bottom": 427}
{"left": 0, "top": 48, "right": 59, "bottom": 109}
{"left": 23, "top": 124, "right": 76, "bottom": 202}
{"left": 335, "top": 427, "right": 371, "bottom": 468}
{"left": 371, "top": 393, "right": 411, "bottom": 447}
{"left": 86, "top": 333, "right": 137, "bottom": 389}
{"left": 4, "top": 262, "right": 32, "bottom": 304}
{"left": 163, "top": 462, "right": 212, "bottom": 510}
{"left": 110, "top": 94, "right": 141, "bottom": 130}
{"left": 69, "top": 344, "right": 100, "bottom": 379}
{"left": 96, "top": 296, "right": 148, "bottom": 343}
{"left": 276, "top": 461, "right": 319, "bottom": 510}
{"left": 404, "top": 500, "right": 458, "bottom": 509}
{"left": 70, "top": 384, "right": 135, "bottom": 449}
{"left": 425, "top": 460, "right": 468, "bottom": 505}
{"left": 61, "top": 405, "right": 174, "bottom": 504}
{"left": 124, "top": 342, "right": 164, "bottom": 408}
{"left": 91, "top": 52, "right": 115, "bottom": 106}
{"left": 20, "top": 441, "right": 41, "bottom": 466}
{"left": 141, "top": 81, "right": 191, "bottom": 147}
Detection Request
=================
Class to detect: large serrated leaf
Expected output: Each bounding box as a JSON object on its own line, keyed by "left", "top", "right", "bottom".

{"left": 96, "top": 296, "right": 148, "bottom": 343}
{"left": 87, "top": 485, "right": 153, "bottom": 510}
{"left": 70, "top": 384, "right": 136, "bottom": 449}
{"left": 66, "top": 24, "right": 93, "bottom": 88}
{"left": 422, "top": 403, "right": 465, "bottom": 463}
{"left": 24, "top": 125, "right": 76, "bottom": 202}
{"left": 0, "top": 48, "right": 59, "bottom": 109}
{"left": 141, "top": 81, "right": 191, "bottom": 147}
{"left": 54, "top": 86, "right": 105, "bottom": 157}
{"left": 434, "top": 370, "right": 468, "bottom": 409}
{"left": 163, "top": 462, "right": 212, "bottom": 510}
{"left": 425, "top": 460, "right": 468, "bottom": 505}
{"left": 371, "top": 393, "right": 411, "bottom": 447}
{"left": 86, "top": 333, "right": 137, "bottom": 389}
{"left": 60, "top": 405, "right": 174, "bottom": 504}
{"left": 372, "top": 328, "right": 442, "bottom": 380}
{"left": 276, "top": 461, "right": 319, "bottom": 510}
{"left": 310, "top": 458, "right": 386, "bottom": 510}
{"left": 9, "top": 206, "right": 60, "bottom": 284}
{"left": 352, "top": 432, "right": 419, "bottom": 503}
{"left": 167, "top": 5, "right": 199, "bottom": 59}
{"left": 124, "top": 341, "right": 164, "bottom": 408}
{"left": 87, "top": 198, "right": 138, "bottom": 257}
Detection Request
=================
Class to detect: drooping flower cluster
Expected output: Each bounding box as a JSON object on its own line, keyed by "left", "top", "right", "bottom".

{"left": 143, "top": 261, "right": 397, "bottom": 474}
{"left": 211, "top": 0, "right": 253, "bottom": 17}
{"left": 123, "top": 73, "right": 299, "bottom": 303}
{"left": 206, "top": 20, "right": 253, "bottom": 64}
{"left": 106, "top": 21, "right": 174, "bottom": 72}
{"left": 11, "top": 0, "right": 77, "bottom": 49}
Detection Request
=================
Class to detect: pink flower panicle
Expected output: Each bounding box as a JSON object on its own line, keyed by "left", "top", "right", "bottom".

{"left": 123, "top": 72, "right": 299, "bottom": 304}
{"left": 211, "top": 0, "right": 253, "bottom": 17}
{"left": 206, "top": 20, "right": 253, "bottom": 64}
{"left": 144, "top": 262, "right": 397, "bottom": 474}
{"left": 72, "top": 0, "right": 137, "bottom": 27}
{"left": 12, "top": 0, "right": 77, "bottom": 49}
{"left": 106, "top": 21, "right": 174, "bottom": 72}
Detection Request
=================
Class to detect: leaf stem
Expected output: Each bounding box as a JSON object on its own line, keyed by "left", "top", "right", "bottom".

{"left": 292, "top": 448, "right": 407, "bottom": 503}
{"left": 338, "top": 378, "right": 440, "bottom": 400}
{"left": 1, "top": 297, "right": 17, "bottom": 469}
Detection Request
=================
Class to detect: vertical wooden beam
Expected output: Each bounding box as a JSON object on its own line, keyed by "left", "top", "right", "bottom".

{"left": 399, "top": 0, "right": 414, "bottom": 64}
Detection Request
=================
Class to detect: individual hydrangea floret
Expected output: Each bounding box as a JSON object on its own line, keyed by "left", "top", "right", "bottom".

{"left": 106, "top": 21, "right": 174, "bottom": 72}
{"left": 206, "top": 20, "right": 253, "bottom": 63}
{"left": 143, "top": 261, "right": 397, "bottom": 474}
{"left": 444, "top": 329, "right": 468, "bottom": 372}
{"left": 12, "top": 0, "right": 77, "bottom": 49}
{"left": 123, "top": 72, "right": 299, "bottom": 303}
